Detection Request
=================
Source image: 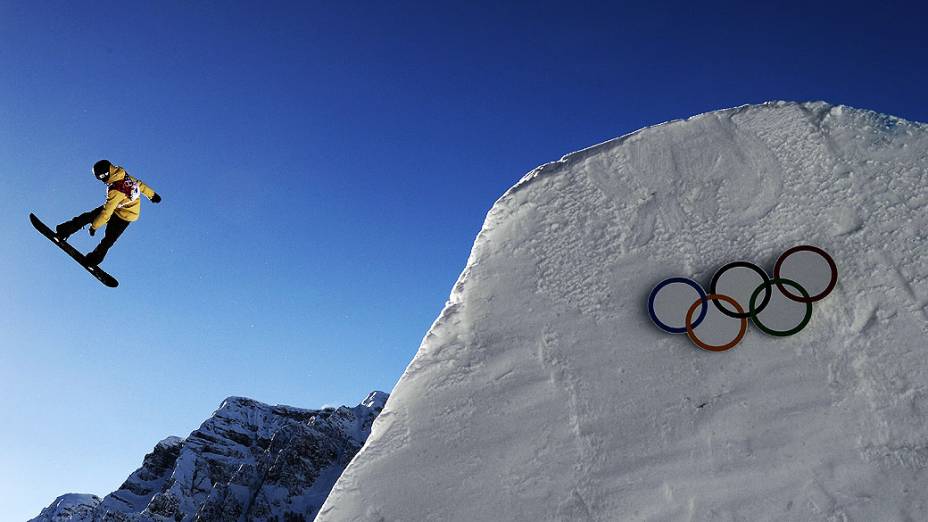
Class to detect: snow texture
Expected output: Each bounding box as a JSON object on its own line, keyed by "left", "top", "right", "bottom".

{"left": 30, "top": 392, "right": 387, "bottom": 522}
{"left": 319, "top": 102, "right": 928, "bottom": 521}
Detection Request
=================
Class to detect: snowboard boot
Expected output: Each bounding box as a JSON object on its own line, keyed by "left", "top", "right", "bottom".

{"left": 84, "top": 249, "right": 104, "bottom": 267}
{"left": 55, "top": 223, "right": 74, "bottom": 241}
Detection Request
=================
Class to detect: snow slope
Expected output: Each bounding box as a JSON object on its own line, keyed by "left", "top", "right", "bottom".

{"left": 318, "top": 102, "right": 928, "bottom": 521}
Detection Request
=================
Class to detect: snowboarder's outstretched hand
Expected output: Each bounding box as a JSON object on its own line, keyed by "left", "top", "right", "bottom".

{"left": 88, "top": 227, "right": 96, "bottom": 237}
{"left": 151, "top": 193, "right": 162, "bottom": 204}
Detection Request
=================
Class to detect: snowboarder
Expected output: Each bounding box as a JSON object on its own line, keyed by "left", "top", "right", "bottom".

{"left": 55, "top": 159, "right": 161, "bottom": 266}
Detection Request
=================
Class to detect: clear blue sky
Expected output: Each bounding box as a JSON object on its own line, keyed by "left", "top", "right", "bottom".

{"left": 2, "top": 1, "right": 926, "bottom": 519}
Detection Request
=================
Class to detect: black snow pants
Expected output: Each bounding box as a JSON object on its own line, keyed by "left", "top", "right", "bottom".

{"left": 57, "top": 206, "right": 131, "bottom": 265}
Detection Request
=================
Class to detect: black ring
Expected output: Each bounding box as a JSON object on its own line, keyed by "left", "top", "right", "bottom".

{"left": 709, "top": 261, "right": 771, "bottom": 319}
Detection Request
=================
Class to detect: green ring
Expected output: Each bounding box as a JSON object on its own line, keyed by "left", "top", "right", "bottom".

{"left": 749, "top": 277, "right": 813, "bottom": 337}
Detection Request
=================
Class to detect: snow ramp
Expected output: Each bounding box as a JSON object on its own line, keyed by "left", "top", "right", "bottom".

{"left": 319, "top": 101, "right": 928, "bottom": 521}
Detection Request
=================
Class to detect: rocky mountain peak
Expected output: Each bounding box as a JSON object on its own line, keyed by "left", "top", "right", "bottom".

{"left": 31, "top": 391, "right": 388, "bottom": 522}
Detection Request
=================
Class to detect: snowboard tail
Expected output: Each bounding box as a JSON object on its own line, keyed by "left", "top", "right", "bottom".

{"left": 30, "top": 213, "right": 118, "bottom": 287}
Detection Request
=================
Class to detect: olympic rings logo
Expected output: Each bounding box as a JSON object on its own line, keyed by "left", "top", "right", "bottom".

{"left": 647, "top": 245, "right": 837, "bottom": 352}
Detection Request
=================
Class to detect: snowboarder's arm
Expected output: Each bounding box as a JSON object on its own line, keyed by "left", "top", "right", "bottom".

{"left": 138, "top": 180, "right": 157, "bottom": 201}
{"left": 91, "top": 190, "right": 126, "bottom": 230}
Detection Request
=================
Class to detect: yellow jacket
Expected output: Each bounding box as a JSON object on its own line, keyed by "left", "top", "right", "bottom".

{"left": 91, "top": 165, "right": 157, "bottom": 230}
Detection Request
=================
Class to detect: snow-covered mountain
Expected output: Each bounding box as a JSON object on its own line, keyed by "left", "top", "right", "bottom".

{"left": 29, "top": 495, "right": 102, "bottom": 522}
{"left": 31, "top": 391, "right": 387, "bottom": 522}
{"left": 319, "top": 102, "right": 928, "bottom": 520}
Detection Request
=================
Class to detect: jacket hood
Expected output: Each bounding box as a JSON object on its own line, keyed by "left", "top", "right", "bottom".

{"left": 107, "top": 165, "right": 127, "bottom": 183}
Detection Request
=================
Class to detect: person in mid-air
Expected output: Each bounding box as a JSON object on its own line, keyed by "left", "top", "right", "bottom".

{"left": 56, "top": 159, "right": 161, "bottom": 266}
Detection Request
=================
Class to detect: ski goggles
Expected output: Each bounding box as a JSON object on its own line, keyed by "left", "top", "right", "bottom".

{"left": 93, "top": 165, "right": 111, "bottom": 180}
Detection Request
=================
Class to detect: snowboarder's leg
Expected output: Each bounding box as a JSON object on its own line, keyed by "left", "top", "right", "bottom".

{"left": 56, "top": 206, "right": 104, "bottom": 240}
{"left": 85, "top": 216, "right": 130, "bottom": 266}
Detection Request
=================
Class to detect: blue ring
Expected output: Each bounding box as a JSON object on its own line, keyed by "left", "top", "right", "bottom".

{"left": 648, "top": 277, "right": 708, "bottom": 334}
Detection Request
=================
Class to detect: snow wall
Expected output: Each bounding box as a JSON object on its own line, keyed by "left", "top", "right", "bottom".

{"left": 319, "top": 101, "right": 928, "bottom": 521}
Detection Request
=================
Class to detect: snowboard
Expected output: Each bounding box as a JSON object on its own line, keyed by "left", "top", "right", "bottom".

{"left": 30, "top": 213, "right": 118, "bottom": 288}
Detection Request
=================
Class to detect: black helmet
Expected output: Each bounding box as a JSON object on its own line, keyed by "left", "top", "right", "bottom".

{"left": 93, "top": 160, "right": 112, "bottom": 181}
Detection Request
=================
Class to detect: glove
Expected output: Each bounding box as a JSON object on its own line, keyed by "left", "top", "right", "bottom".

{"left": 151, "top": 193, "right": 162, "bottom": 204}
{"left": 89, "top": 227, "right": 96, "bottom": 237}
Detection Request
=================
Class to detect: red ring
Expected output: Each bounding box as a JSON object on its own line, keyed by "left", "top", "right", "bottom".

{"left": 773, "top": 245, "right": 837, "bottom": 303}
